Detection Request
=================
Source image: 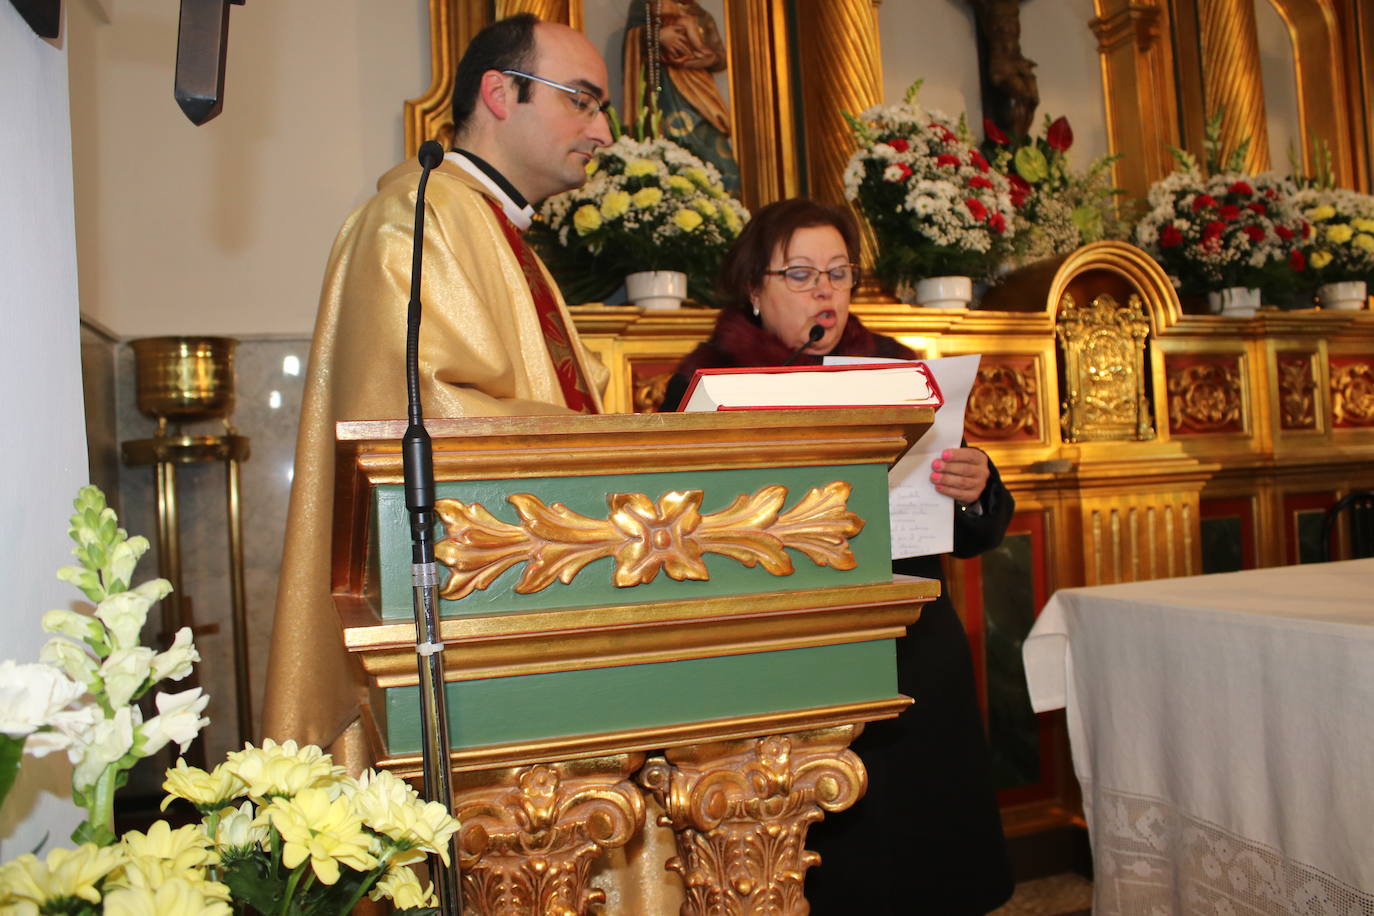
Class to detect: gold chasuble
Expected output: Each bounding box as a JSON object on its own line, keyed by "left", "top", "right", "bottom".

{"left": 262, "top": 158, "right": 607, "bottom": 770}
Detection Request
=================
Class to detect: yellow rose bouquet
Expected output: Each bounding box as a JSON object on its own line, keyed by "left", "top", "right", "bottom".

{"left": 532, "top": 134, "right": 749, "bottom": 306}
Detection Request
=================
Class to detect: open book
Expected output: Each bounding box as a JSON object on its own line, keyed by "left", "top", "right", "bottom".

{"left": 677, "top": 362, "right": 943, "bottom": 412}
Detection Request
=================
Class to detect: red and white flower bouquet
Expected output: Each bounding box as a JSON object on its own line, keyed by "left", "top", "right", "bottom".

{"left": 843, "top": 83, "right": 1018, "bottom": 289}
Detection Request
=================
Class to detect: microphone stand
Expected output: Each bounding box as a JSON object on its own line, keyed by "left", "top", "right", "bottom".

{"left": 783, "top": 324, "right": 825, "bottom": 366}
{"left": 402, "top": 140, "right": 463, "bottom": 915}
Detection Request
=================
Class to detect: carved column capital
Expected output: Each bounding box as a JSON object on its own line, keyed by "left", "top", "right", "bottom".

{"left": 639, "top": 727, "right": 866, "bottom": 915}
{"left": 1089, "top": 3, "right": 1163, "bottom": 53}
{"left": 454, "top": 754, "right": 647, "bottom": 915}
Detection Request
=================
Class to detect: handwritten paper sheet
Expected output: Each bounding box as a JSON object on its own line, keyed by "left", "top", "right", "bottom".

{"left": 826, "top": 354, "right": 981, "bottom": 558}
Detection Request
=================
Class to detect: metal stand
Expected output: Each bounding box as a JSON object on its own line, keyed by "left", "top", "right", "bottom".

{"left": 122, "top": 431, "right": 253, "bottom": 747}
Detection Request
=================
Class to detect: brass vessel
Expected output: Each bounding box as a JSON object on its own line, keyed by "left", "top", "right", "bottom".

{"left": 130, "top": 336, "right": 237, "bottom": 428}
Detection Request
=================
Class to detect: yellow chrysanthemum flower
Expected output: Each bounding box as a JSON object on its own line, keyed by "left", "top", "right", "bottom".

{"left": 162, "top": 758, "right": 245, "bottom": 811}
{"left": 108, "top": 855, "right": 230, "bottom": 903}
{"left": 1355, "top": 233, "right": 1374, "bottom": 252}
{"left": 212, "top": 799, "right": 269, "bottom": 851}
{"left": 1310, "top": 249, "right": 1334, "bottom": 269}
{"left": 368, "top": 866, "right": 438, "bottom": 909}
{"left": 665, "top": 175, "right": 694, "bottom": 196}
{"left": 1305, "top": 204, "right": 1337, "bottom": 222}
{"left": 673, "top": 208, "right": 704, "bottom": 231}
{"left": 691, "top": 199, "right": 718, "bottom": 218}
{"left": 261, "top": 787, "right": 378, "bottom": 885}
{"left": 631, "top": 187, "right": 664, "bottom": 209}
{"left": 103, "top": 877, "right": 232, "bottom": 916}
{"left": 1326, "top": 223, "right": 1354, "bottom": 244}
{"left": 584, "top": 158, "right": 599, "bottom": 177}
{"left": 348, "top": 770, "right": 460, "bottom": 866}
{"left": 684, "top": 166, "right": 710, "bottom": 188}
{"left": 599, "top": 190, "right": 631, "bottom": 220}
{"left": 0, "top": 845, "right": 124, "bottom": 908}
{"left": 573, "top": 204, "right": 602, "bottom": 236}
{"left": 722, "top": 205, "right": 742, "bottom": 234}
{"left": 1352, "top": 217, "right": 1374, "bottom": 233}
{"left": 119, "top": 821, "right": 217, "bottom": 874}
{"left": 624, "top": 158, "right": 657, "bottom": 178}
{"left": 224, "top": 739, "right": 345, "bottom": 802}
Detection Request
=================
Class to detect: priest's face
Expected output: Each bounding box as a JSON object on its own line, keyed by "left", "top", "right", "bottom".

{"left": 506, "top": 24, "right": 612, "bottom": 203}
{"left": 752, "top": 225, "right": 854, "bottom": 357}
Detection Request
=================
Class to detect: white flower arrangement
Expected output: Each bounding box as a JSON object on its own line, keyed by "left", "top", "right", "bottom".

{"left": 1135, "top": 168, "right": 1308, "bottom": 295}
{"left": 0, "top": 487, "right": 458, "bottom": 915}
{"left": 843, "top": 81, "right": 1018, "bottom": 287}
{"left": 0, "top": 486, "right": 208, "bottom": 846}
{"left": 1292, "top": 186, "right": 1374, "bottom": 284}
{"left": 533, "top": 134, "right": 749, "bottom": 305}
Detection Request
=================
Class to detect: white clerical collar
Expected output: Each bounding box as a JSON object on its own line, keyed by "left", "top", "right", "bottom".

{"left": 445, "top": 150, "right": 535, "bottom": 230}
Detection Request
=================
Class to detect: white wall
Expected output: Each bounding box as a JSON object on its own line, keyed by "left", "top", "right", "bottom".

{"left": 68, "top": 0, "right": 428, "bottom": 338}
{"left": 0, "top": 3, "right": 88, "bottom": 856}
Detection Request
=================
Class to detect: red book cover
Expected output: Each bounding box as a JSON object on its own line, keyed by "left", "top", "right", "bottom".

{"left": 677, "top": 361, "right": 943, "bottom": 412}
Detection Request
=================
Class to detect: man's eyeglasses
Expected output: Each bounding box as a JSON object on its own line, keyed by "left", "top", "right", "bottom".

{"left": 501, "top": 70, "right": 609, "bottom": 119}
{"left": 764, "top": 264, "right": 859, "bottom": 292}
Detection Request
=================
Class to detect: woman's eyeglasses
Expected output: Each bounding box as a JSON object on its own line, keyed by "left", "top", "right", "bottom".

{"left": 764, "top": 264, "right": 859, "bottom": 292}
{"left": 501, "top": 70, "right": 610, "bottom": 120}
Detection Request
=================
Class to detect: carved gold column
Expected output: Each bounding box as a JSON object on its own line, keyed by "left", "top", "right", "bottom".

{"left": 1197, "top": 0, "right": 1270, "bottom": 172}
{"left": 793, "top": 0, "right": 883, "bottom": 207}
{"left": 454, "top": 755, "right": 646, "bottom": 915}
{"left": 639, "top": 727, "right": 867, "bottom": 915}
{"left": 1090, "top": 0, "right": 1182, "bottom": 203}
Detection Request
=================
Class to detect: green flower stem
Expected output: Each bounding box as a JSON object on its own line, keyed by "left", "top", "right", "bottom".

{"left": 277, "top": 864, "right": 306, "bottom": 916}
{"left": 270, "top": 828, "right": 282, "bottom": 878}
{"left": 83, "top": 764, "right": 119, "bottom": 845}
{"left": 336, "top": 863, "right": 389, "bottom": 916}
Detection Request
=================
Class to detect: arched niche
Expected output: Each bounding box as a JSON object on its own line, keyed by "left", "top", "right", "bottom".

{"left": 1046, "top": 241, "right": 1183, "bottom": 337}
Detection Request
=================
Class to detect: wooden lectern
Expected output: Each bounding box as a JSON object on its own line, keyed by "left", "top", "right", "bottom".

{"left": 332, "top": 408, "right": 937, "bottom": 914}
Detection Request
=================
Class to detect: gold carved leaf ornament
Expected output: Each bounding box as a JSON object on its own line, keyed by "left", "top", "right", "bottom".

{"left": 433, "top": 483, "right": 865, "bottom": 600}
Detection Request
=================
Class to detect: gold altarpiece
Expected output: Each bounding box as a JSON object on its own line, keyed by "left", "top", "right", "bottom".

{"left": 394, "top": 0, "right": 1374, "bottom": 876}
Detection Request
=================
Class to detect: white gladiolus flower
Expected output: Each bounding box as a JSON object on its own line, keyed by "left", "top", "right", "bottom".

{"left": 41, "top": 608, "right": 103, "bottom": 645}
{"left": 95, "top": 579, "right": 172, "bottom": 651}
{"left": 72, "top": 706, "right": 137, "bottom": 790}
{"left": 40, "top": 638, "right": 99, "bottom": 689}
{"left": 139, "top": 688, "right": 210, "bottom": 756}
{"left": 150, "top": 628, "right": 199, "bottom": 683}
{"left": 0, "top": 660, "right": 85, "bottom": 738}
{"left": 100, "top": 647, "right": 155, "bottom": 708}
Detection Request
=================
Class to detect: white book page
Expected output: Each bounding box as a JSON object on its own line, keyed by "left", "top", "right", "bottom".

{"left": 826, "top": 354, "right": 982, "bottom": 558}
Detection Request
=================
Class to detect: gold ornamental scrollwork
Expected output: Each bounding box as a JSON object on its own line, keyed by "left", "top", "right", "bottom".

{"left": 1278, "top": 353, "right": 1317, "bottom": 430}
{"left": 455, "top": 758, "right": 645, "bottom": 916}
{"left": 638, "top": 728, "right": 866, "bottom": 916}
{"left": 434, "top": 483, "right": 865, "bottom": 600}
{"left": 1055, "top": 292, "right": 1155, "bottom": 443}
{"left": 966, "top": 364, "right": 1038, "bottom": 440}
{"left": 1166, "top": 360, "right": 1243, "bottom": 434}
{"left": 1331, "top": 361, "right": 1374, "bottom": 427}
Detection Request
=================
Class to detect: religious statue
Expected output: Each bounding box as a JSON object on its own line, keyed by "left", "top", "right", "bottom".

{"left": 967, "top": 0, "right": 1040, "bottom": 140}
{"left": 622, "top": 0, "right": 741, "bottom": 193}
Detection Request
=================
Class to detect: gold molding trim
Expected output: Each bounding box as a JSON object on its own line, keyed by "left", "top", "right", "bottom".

{"left": 639, "top": 728, "right": 866, "bottom": 915}
{"left": 433, "top": 482, "right": 864, "bottom": 599}
{"left": 452, "top": 755, "right": 644, "bottom": 914}
{"left": 1047, "top": 241, "right": 1183, "bottom": 335}
{"left": 377, "top": 698, "right": 912, "bottom": 777}
{"left": 341, "top": 580, "right": 935, "bottom": 685}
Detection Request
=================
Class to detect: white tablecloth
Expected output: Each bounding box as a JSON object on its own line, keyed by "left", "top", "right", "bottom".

{"left": 1024, "top": 559, "right": 1374, "bottom": 915}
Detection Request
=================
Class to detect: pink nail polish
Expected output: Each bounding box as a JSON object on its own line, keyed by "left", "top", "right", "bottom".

{"left": 931, "top": 472, "right": 942, "bottom": 483}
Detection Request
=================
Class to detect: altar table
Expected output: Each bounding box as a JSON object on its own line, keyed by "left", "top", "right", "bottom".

{"left": 1023, "top": 558, "right": 1374, "bottom": 915}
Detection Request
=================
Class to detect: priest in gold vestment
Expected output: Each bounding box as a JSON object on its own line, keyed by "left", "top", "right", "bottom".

{"left": 262, "top": 15, "right": 612, "bottom": 770}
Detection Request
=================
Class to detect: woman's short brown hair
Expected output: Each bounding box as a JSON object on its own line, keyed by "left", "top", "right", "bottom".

{"left": 715, "top": 198, "right": 862, "bottom": 312}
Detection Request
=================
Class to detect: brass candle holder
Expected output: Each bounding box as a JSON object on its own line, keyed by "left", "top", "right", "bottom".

{"left": 122, "top": 337, "right": 253, "bottom": 750}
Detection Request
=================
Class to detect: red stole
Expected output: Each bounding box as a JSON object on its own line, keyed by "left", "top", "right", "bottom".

{"left": 483, "top": 198, "right": 596, "bottom": 413}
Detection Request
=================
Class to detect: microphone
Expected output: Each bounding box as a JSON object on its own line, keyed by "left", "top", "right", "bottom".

{"left": 783, "top": 324, "right": 825, "bottom": 366}
{"left": 417, "top": 139, "right": 445, "bottom": 170}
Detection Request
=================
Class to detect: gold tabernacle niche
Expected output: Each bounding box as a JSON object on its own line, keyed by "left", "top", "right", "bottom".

{"left": 1055, "top": 292, "right": 1155, "bottom": 443}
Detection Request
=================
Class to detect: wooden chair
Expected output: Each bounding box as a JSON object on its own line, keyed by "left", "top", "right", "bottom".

{"left": 1321, "top": 490, "right": 1374, "bottom": 561}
